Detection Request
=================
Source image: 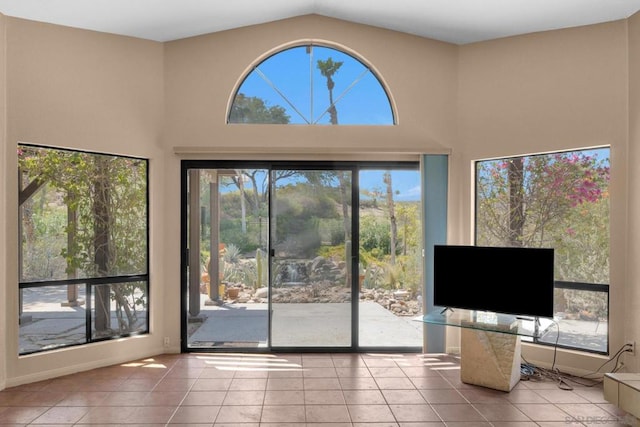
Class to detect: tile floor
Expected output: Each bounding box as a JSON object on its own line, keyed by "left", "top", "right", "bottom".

{"left": 0, "top": 352, "right": 635, "bottom": 426}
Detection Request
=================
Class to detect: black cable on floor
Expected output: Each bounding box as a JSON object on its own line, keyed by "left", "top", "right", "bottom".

{"left": 519, "top": 321, "right": 633, "bottom": 390}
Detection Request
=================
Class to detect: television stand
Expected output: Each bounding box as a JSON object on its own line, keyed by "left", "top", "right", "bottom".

{"left": 419, "top": 310, "right": 544, "bottom": 392}
{"left": 439, "top": 306, "right": 454, "bottom": 315}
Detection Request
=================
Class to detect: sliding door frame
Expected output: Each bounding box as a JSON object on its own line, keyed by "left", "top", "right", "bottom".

{"left": 180, "top": 159, "right": 421, "bottom": 353}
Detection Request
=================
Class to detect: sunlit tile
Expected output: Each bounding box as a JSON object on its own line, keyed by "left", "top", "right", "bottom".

{"left": 306, "top": 404, "right": 350, "bottom": 422}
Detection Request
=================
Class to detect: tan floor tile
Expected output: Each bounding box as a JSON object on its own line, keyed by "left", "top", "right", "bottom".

{"left": 504, "top": 389, "right": 550, "bottom": 404}
{"left": 129, "top": 406, "right": 177, "bottom": 424}
{"left": 513, "top": 403, "right": 572, "bottom": 421}
{"left": 572, "top": 385, "right": 608, "bottom": 404}
{"left": 339, "top": 377, "right": 379, "bottom": 390}
{"left": 267, "top": 377, "right": 304, "bottom": 390}
{"left": 75, "top": 379, "right": 127, "bottom": 392}
{"left": 390, "top": 403, "right": 442, "bottom": 422}
{"left": 258, "top": 423, "right": 303, "bottom": 427}
{"left": 260, "top": 405, "right": 305, "bottom": 423}
{"left": 302, "top": 356, "right": 335, "bottom": 367}
{"left": 397, "top": 423, "right": 444, "bottom": 427}
{"left": 0, "top": 353, "right": 623, "bottom": 427}
{"left": 332, "top": 354, "right": 366, "bottom": 367}
{"left": 181, "top": 390, "right": 226, "bottom": 405}
{"left": 442, "top": 422, "right": 491, "bottom": 427}
{"left": 30, "top": 406, "right": 89, "bottom": 424}
{"left": 198, "top": 368, "right": 235, "bottom": 379}
{"left": 303, "top": 367, "right": 338, "bottom": 378}
{"left": 348, "top": 404, "right": 396, "bottom": 422}
{"left": 369, "top": 367, "right": 407, "bottom": 377}
{"left": 54, "top": 391, "right": 110, "bottom": 406}
{"left": 233, "top": 369, "right": 270, "bottom": 378}
{"left": 335, "top": 367, "right": 372, "bottom": 377}
{"left": 267, "top": 369, "right": 304, "bottom": 378}
{"left": 343, "top": 389, "right": 387, "bottom": 404}
{"left": 431, "top": 403, "right": 486, "bottom": 422}
{"left": 191, "top": 378, "right": 232, "bottom": 391}
{"left": 223, "top": 390, "right": 265, "bottom": 405}
{"left": 304, "top": 378, "right": 342, "bottom": 390}
{"left": 534, "top": 389, "right": 591, "bottom": 404}
{"left": 9, "top": 391, "right": 66, "bottom": 407}
{"left": 459, "top": 388, "right": 511, "bottom": 403}
{"left": 153, "top": 377, "right": 197, "bottom": 392}
{"left": 264, "top": 390, "right": 304, "bottom": 405}
{"left": 118, "top": 378, "right": 161, "bottom": 391}
{"left": 0, "top": 391, "right": 36, "bottom": 406}
{"left": 164, "top": 367, "right": 204, "bottom": 379}
{"left": 99, "top": 391, "right": 148, "bottom": 406}
{"left": 473, "top": 403, "right": 532, "bottom": 421}
{"left": 362, "top": 356, "right": 400, "bottom": 368}
{"left": 401, "top": 366, "right": 444, "bottom": 377}
{"left": 215, "top": 404, "right": 262, "bottom": 423}
{"left": 167, "top": 405, "right": 220, "bottom": 424}
{"left": 77, "top": 406, "right": 138, "bottom": 424}
{"left": 382, "top": 389, "right": 427, "bottom": 404}
{"left": 353, "top": 423, "right": 401, "bottom": 427}
{"left": 411, "top": 376, "right": 455, "bottom": 389}
{"left": 304, "top": 389, "right": 345, "bottom": 404}
{"left": 375, "top": 377, "right": 416, "bottom": 390}
{"left": 419, "top": 388, "right": 468, "bottom": 404}
{"left": 556, "top": 402, "right": 620, "bottom": 422}
{"left": 229, "top": 378, "right": 267, "bottom": 391}
{"left": 491, "top": 422, "right": 538, "bottom": 427}
{"left": 305, "top": 404, "right": 351, "bottom": 422}
{"left": 142, "top": 390, "right": 188, "bottom": 406}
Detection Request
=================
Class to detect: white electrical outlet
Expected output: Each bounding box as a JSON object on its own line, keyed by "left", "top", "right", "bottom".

{"left": 627, "top": 341, "right": 636, "bottom": 355}
{"left": 164, "top": 337, "right": 170, "bottom": 347}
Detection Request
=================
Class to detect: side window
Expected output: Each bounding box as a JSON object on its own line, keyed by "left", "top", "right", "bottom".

{"left": 229, "top": 44, "right": 394, "bottom": 125}
{"left": 475, "top": 147, "right": 610, "bottom": 354}
{"left": 18, "top": 144, "right": 149, "bottom": 354}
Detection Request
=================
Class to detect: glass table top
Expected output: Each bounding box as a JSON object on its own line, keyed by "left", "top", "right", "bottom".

{"left": 417, "top": 308, "right": 552, "bottom": 338}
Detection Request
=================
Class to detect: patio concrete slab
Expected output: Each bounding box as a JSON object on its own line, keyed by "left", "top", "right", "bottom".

{"left": 188, "top": 301, "right": 423, "bottom": 348}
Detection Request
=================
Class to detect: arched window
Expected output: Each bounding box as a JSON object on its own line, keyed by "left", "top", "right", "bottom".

{"left": 229, "top": 44, "right": 395, "bottom": 125}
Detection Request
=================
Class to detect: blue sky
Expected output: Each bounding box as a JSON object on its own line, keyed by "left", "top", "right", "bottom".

{"left": 221, "top": 169, "right": 420, "bottom": 203}
{"left": 236, "top": 45, "right": 394, "bottom": 125}
{"left": 360, "top": 170, "right": 421, "bottom": 202}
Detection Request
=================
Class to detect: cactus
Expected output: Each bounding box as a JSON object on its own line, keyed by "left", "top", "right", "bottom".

{"left": 255, "top": 248, "right": 264, "bottom": 289}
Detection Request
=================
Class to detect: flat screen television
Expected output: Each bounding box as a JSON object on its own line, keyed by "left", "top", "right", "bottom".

{"left": 433, "top": 245, "right": 555, "bottom": 318}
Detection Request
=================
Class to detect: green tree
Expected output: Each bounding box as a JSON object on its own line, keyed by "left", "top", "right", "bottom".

{"left": 476, "top": 150, "right": 610, "bottom": 284}
{"left": 317, "top": 58, "right": 343, "bottom": 125}
{"left": 18, "top": 146, "right": 148, "bottom": 336}
{"left": 396, "top": 203, "right": 420, "bottom": 256}
{"left": 317, "top": 58, "right": 352, "bottom": 285}
{"left": 229, "top": 93, "right": 290, "bottom": 124}
{"left": 383, "top": 171, "right": 397, "bottom": 264}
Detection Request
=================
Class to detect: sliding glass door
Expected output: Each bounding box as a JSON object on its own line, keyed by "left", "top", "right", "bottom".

{"left": 184, "top": 168, "right": 270, "bottom": 349}
{"left": 182, "top": 161, "right": 422, "bottom": 352}
{"left": 270, "top": 168, "right": 353, "bottom": 347}
{"left": 357, "top": 169, "right": 423, "bottom": 348}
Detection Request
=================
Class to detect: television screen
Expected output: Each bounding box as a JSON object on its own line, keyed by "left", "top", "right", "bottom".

{"left": 433, "top": 245, "right": 555, "bottom": 318}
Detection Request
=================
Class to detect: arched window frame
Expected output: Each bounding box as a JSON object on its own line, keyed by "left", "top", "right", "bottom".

{"left": 227, "top": 41, "right": 397, "bottom": 125}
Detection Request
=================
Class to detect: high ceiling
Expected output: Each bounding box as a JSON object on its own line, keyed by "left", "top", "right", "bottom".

{"left": 1, "top": 0, "right": 639, "bottom": 45}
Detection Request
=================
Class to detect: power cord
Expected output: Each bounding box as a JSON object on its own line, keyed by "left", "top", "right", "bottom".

{"left": 519, "top": 321, "right": 634, "bottom": 390}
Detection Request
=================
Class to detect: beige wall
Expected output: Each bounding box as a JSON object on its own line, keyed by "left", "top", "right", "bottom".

{"left": 627, "top": 12, "right": 640, "bottom": 372}
{"left": 1, "top": 11, "right": 638, "bottom": 386}
{"left": 0, "top": 12, "right": 7, "bottom": 389}
{"left": 2, "top": 17, "right": 165, "bottom": 385}
{"left": 458, "top": 20, "right": 631, "bottom": 372}
{"left": 163, "top": 15, "right": 458, "bottom": 153}
{"left": 160, "top": 15, "right": 460, "bottom": 347}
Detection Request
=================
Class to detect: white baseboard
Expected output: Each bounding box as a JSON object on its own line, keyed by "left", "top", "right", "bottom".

{"left": 6, "top": 345, "right": 167, "bottom": 388}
